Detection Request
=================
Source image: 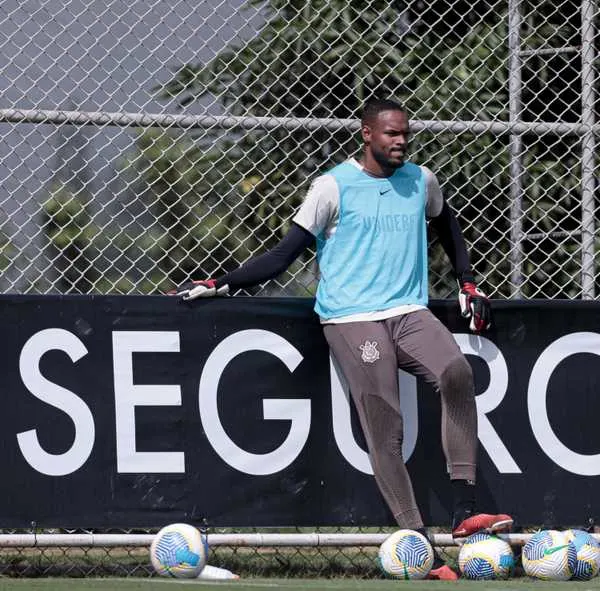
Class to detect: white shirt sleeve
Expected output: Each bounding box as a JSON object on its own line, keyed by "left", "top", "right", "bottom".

{"left": 293, "top": 174, "right": 340, "bottom": 239}
{"left": 422, "top": 166, "right": 444, "bottom": 218}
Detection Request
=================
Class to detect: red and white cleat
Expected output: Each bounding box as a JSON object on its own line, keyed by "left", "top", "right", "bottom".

{"left": 452, "top": 513, "right": 513, "bottom": 538}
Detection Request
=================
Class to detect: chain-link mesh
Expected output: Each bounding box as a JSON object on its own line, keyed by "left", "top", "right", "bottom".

{"left": 0, "top": 0, "right": 598, "bottom": 577}
{"left": 0, "top": 526, "right": 466, "bottom": 578}
{"left": 0, "top": 0, "right": 597, "bottom": 299}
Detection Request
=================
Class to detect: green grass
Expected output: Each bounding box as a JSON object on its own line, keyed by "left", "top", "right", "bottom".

{"left": 0, "top": 579, "right": 600, "bottom": 591}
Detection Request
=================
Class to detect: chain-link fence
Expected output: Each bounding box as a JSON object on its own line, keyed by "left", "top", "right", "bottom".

{"left": 0, "top": 527, "right": 446, "bottom": 578}
{"left": 1, "top": 527, "right": 550, "bottom": 578}
{"left": 1, "top": 528, "right": 595, "bottom": 578}
{"left": 0, "top": 0, "right": 597, "bottom": 300}
{"left": 0, "top": 0, "right": 598, "bottom": 578}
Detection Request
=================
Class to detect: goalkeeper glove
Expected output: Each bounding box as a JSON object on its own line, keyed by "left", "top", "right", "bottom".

{"left": 167, "top": 279, "right": 229, "bottom": 301}
{"left": 458, "top": 280, "right": 491, "bottom": 332}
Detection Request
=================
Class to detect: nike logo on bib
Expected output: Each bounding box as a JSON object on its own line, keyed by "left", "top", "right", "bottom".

{"left": 379, "top": 188, "right": 391, "bottom": 195}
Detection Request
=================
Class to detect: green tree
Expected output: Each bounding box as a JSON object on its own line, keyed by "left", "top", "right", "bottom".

{"left": 41, "top": 120, "right": 107, "bottom": 294}
{"left": 139, "top": 0, "right": 415, "bottom": 294}
{"left": 41, "top": 183, "right": 149, "bottom": 294}
{"left": 142, "top": 0, "right": 590, "bottom": 298}
{"left": 41, "top": 185, "right": 100, "bottom": 293}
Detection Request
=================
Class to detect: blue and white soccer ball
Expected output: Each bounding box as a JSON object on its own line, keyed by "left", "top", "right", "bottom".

{"left": 378, "top": 529, "right": 434, "bottom": 579}
{"left": 458, "top": 532, "right": 514, "bottom": 580}
{"left": 150, "top": 523, "right": 208, "bottom": 578}
{"left": 522, "top": 529, "right": 577, "bottom": 581}
{"left": 564, "top": 529, "right": 600, "bottom": 580}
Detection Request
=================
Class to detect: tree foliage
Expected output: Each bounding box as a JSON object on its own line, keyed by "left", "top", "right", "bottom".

{"left": 147, "top": 0, "right": 589, "bottom": 298}
{"left": 45, "top": 0, "right": 592, "bottom": 298}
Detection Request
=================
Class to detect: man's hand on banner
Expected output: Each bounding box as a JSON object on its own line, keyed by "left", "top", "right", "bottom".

{"left": 167, "top": 279, "right": 229, "bottom": 301}
{"left": 458, "top": 280, "right": 491, "bottom": 333}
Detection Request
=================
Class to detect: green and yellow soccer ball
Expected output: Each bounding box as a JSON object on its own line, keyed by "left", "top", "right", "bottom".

{"left": 378, "top": 529, "right": 434, "bottom": 579}
{"left": 458, "top": 532, "right": 514, "bottom": 579}
{"left": 564, "top": 529, "right": 600, "bottom": 580}
{"left": 522, "top": 529, "right": 577, "bottom": 581}
{"left": 150, "top": 523, "right": 208, "bottom": 578}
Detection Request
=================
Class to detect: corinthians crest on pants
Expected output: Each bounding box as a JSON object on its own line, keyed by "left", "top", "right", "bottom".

{"left": 359, "top": 340, "right": 380, "bottom": 363}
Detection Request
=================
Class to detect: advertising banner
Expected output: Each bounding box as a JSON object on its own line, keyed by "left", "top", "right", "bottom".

{"left": 1, "top": 295, "right": 598, "bottom": 529}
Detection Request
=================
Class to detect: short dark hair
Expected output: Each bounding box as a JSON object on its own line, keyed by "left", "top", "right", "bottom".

{"left": 361, "top": 98, "right": 406, "bottom": 126}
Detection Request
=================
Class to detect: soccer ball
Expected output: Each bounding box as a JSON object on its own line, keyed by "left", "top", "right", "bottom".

{"left": 458, "top": 532, "right": 514, "bottom": 579}
{"left": 522, "top": 529, "right": 577, "bottom": 581}
{"left": 564, "top": 529, "right": 600, "bottom": 580}
{"left": 150, "top": 523, "right": 208, "bottom": 578}
{"left": 378, "top": 529, "right": 434, "bottom": 579}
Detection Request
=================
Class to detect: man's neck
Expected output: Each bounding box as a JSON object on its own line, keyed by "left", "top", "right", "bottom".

{"left": 358, "top": 156, "right": 401, "bottom": 178}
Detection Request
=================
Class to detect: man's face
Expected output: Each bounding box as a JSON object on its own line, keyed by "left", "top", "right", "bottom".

{"left": 362, "top": 109, "right": 410, "bottom": 170}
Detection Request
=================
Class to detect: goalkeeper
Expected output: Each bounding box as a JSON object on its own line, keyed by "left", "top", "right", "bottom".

{"left": 170, "top": 98, "right": 512, "bottom": 580}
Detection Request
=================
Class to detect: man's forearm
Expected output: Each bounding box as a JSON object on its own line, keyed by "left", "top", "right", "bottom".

{"left": 215, "top": 223, "right": 315, "bottom": 290}
{"left": 430, "top": 201, "right": 473, "bottom": 282}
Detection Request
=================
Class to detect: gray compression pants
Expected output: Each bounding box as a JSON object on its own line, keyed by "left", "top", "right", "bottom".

{"left": 323, "top": 308, "right": 477, "bottom": 529}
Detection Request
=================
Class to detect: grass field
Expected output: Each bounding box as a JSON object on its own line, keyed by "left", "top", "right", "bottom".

{"left": 1, "top": 578, "right": 600, "bottom": 591}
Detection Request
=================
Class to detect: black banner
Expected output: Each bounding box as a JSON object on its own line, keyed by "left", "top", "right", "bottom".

{"left": 1, "top": 295, "right": 599, "bottom": 529}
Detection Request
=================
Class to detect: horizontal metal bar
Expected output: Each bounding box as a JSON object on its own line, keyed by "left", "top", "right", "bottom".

{"left": 0, "top": 109, "right": 358, "bottom": 133}
{"left": 0, "top": 108, "right": 599, "bottom": 136}
{"left": 412, "top": 119, "right": 600, "bottom": 136}
{"left": 0, "top": 532, "right": 597, "bottom": 547}
{"left": 520, "top": 45, "right": 581, "bottom": 57}
{"left": 523, "top": 230, "right": 582, "bottom": 241}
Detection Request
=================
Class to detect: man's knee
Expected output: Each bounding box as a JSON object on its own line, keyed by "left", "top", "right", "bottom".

{"left": 439, "top": 355, "right": 474, "bottom": 397}
{"left": 363, "top": 394, "right": 404, "bottom": 457}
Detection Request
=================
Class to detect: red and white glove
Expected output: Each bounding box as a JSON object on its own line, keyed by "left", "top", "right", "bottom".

{"left": 167, "top": 279, "right": 229, "bottom": 301}
{"left": 458, "top": 281, "right": 491, "bottom": 332}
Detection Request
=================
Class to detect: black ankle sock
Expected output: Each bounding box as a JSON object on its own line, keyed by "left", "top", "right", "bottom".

{"left": 452, "top": 479, "right": 476, "bottom": 528}
{"left": 416, "top": 527, "right": 445, "bottom": 569}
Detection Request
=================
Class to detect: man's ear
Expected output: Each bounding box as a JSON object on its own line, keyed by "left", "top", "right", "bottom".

{"left": 361, "top": 124, "right": 371, "bottom": 144}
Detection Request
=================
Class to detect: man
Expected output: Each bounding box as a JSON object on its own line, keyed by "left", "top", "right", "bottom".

{"left": 170, "top": 98, "right": 512, "bottom": 579}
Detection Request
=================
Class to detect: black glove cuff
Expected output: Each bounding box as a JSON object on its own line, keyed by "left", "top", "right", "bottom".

{"left": 458, "top": 270, "right": 475, "bottom": 285}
